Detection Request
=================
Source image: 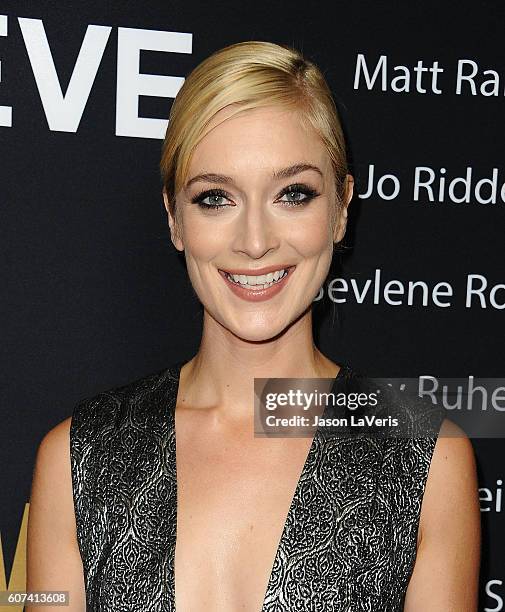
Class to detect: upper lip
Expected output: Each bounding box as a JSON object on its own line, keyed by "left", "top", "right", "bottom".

{"left": 220, "top": 264, "right": 295, "bottom": 276}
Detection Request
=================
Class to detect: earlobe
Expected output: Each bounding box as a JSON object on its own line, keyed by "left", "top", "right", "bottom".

{"left": 162, "top": 190, "right": 171, "bottom": 215}
{"left": 163, "top": 191, "right": 184, "bottom": 252}
{"left": 333, "top": 175, "right": 354, "bottom": 243}
{"left": 333, "top": 216, "right": 347, "bottom": 244}
{"left": 344, "top": 174, "right": 355, "bottom": 206}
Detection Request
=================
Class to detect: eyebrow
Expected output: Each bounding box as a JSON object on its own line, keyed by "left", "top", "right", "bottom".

{"left": 185, "top": 163, "right": 323, "bottom": 189}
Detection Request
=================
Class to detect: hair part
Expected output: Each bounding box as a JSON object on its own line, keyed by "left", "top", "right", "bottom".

{"left": 160, "top": 40, "right": 349, "bottom": 240}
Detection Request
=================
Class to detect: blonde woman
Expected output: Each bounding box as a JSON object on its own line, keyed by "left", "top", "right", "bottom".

{"left": 27, "top": 41, "right": 480, "bottom": 611}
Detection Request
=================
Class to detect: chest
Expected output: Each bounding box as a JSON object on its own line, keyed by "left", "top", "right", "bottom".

{"left": 78, "top": 415, "right": 426, "bottom": 612}
{"left": 174, "top": 423, "right": 315, "bottom": 612}
{"left": 171, "top": 424, "right": 416, "bottom": 612}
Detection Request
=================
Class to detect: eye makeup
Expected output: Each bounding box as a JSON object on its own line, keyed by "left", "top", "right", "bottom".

{"left": 191, "top": 183, "right": 321, "bottom": 211}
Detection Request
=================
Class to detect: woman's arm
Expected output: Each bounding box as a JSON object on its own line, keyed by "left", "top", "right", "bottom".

{"left": 403, "top": 418, "right": 481, "bottom": 611}
{"left": 26, "top": 417, "right": 86, "bottom": 611}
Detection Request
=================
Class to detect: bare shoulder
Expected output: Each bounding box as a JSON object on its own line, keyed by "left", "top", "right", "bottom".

{"left": 31, "top": 417, "right": 75, "bottom": 501}
{"left": 419, "top": 417, "right": 480, "bottom": 542}
{"left": 30, "top": 416, "right": 73, "bottom": 507}
{"left": 404, "top": 417, "right": 480, "bottom": 611}
{"left": 27, "top": 416, "right": 86, "bottom": 610}
{"left": 36, "top": 416, "right": 73, "bottom": 463}
{"left": 429, "top": 417, "right": 477, "bottom": 481}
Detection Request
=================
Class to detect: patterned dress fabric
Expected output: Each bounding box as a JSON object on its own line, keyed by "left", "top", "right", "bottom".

{"left": 70, "top": 360, "right": 445, "bottom": 611}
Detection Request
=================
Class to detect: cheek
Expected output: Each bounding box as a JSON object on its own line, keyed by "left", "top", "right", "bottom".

{"left": 287, "top": 210, "right": 333, "bottom": 256}
{"left": 182, "top": 212, "right": 227, "bottom": 260}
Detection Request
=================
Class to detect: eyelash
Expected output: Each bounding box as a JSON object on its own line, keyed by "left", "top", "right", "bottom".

{"left": 191, "top": 183, "right": 320, "bottom": 211}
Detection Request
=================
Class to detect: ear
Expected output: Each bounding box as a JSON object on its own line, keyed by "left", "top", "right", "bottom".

{"left": 333, "top": 174, "right": 354, "bottom": 243}
{"left": 163, "top": 190, "right": 184, "bottom": 252}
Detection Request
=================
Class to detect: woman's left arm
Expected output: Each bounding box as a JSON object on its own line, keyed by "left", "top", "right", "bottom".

{"left": 403, "top": 418, "right": 481, "bottom": 611}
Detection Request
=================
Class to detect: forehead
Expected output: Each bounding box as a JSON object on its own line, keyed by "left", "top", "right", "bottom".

{"left": 187, "top": 105, "right": 331, "bottom": 178}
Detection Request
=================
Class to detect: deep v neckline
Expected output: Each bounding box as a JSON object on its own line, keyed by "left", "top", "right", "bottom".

{"left": 168, "top": 359, "right": 347, "bottom": 611}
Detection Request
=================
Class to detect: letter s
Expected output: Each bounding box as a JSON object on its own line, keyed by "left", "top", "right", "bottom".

{"left": 485, "top": 579, "right": 503, "bottom": 612}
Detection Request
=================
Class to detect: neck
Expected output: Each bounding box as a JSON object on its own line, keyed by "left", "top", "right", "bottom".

{"left": 176, "top": 308, "right": 340, "bottom": 423}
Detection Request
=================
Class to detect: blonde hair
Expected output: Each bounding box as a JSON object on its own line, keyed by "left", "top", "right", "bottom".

{"left": 160, "top": 40, "right": 349, "bottom": 232}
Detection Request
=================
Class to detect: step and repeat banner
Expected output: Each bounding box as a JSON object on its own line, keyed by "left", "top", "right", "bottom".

{"left": 1, "top": 1, "right": 503, "bottom": 609}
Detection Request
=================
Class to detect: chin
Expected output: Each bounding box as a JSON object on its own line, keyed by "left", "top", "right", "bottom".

{"left": 207, "top": 303, "right": 304, "bottom": 342}
{"left": 229, "top": 314, "right": 297, "bottom": 343}
{"left": 209, "top": 310, "right": 281, "bottom": 341}
{"left": 233, "top": 329, "right": 286, "bottom": 343}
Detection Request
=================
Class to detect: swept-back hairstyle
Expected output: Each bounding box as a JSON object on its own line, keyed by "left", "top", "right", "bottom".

{"left": 160, "top": 40, "right": 349, "bottom": 233}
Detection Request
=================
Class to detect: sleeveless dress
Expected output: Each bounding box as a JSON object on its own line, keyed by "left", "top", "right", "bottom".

{"left": 70, "top": 360, "right": 445, "bottom": 611}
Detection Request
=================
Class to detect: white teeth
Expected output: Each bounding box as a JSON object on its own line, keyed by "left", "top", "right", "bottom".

{"left": 225, "top": 268, "right": 288, "bottom": 287}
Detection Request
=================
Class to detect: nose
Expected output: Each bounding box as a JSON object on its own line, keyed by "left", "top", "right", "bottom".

{"left": 231, "top": 199, "right": 282, "bottom": 260}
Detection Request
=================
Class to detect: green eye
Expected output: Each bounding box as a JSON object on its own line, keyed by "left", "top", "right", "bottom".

{"left": 192, "top": 188, "right": 232, "bottom": 210}
{"left": 277, "top": 183, "right": 320, "bottom": 206}
{"left": 191, "top": 183, "right": 320, "bottom": 211}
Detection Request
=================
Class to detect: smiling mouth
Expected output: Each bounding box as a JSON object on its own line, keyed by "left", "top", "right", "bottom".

{"left": 219, "top": 266, "right": 295, "bottom": 289}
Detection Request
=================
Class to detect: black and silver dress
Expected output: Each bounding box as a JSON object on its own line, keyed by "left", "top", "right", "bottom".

{"left": 70, "top": 360, "right": 444, "bottom": 611}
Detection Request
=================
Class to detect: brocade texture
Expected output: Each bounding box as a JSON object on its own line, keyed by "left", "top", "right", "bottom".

{"left": 70, "top": 361, "right": 444, "bottom": 611}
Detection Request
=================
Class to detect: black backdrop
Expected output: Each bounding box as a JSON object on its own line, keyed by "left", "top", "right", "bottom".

{"left": 1, "top": 1, "right": 503, "bottom": 609}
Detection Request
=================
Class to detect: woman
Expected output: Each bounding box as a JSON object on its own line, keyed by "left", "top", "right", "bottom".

{"left": 27, "top": 41, "right": 480, "bottom": 611}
